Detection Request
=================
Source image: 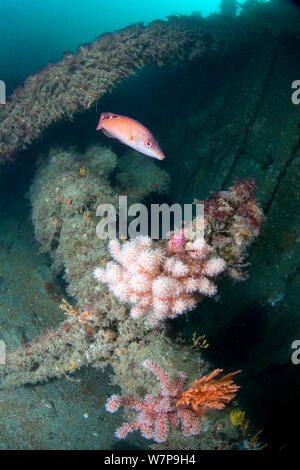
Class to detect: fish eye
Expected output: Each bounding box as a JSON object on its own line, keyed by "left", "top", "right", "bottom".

{"left": 144, "top": 141, "right": 152, "bottom": 148}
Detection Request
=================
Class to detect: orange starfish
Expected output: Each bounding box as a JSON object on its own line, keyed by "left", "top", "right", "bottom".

{"left": 176, "top": 369, "right": 241, "bottom": 415}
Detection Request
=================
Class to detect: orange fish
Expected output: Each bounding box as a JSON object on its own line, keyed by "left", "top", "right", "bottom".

{"left": 96, "top": 112, "right": 165, "bottom": 160}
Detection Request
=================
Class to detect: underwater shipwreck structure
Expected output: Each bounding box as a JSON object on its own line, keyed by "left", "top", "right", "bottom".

{"left": 2, "top": 0, "right": 299, "bottom": 163}
{"left": 0, "top": 0, "right": 300, "bottom": 450}
{"left": 0, "top": 143, "right": 264, "bottom": 449}
{"left": 1, "top": 143, "right": 263, "bottom": 448}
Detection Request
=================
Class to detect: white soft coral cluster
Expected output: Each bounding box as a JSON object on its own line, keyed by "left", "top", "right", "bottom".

{"left": 94, "top": 235, "right": 226, "bottom": 325}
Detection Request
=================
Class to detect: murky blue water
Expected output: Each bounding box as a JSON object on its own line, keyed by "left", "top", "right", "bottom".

{"left": 0, "top": 0, "right": 300, "bottom": 452}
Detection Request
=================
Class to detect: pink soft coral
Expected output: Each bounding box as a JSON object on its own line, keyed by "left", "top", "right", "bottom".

{"left": 94, "top": 234, "right": 225, "bottom": 325}
{"left": 106, "top": 359, "right": 202, "bottom": 443}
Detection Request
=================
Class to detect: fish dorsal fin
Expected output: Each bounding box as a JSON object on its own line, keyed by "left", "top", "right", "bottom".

{"left": 102, "top": 128, "right": 114, "bottom": 138}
